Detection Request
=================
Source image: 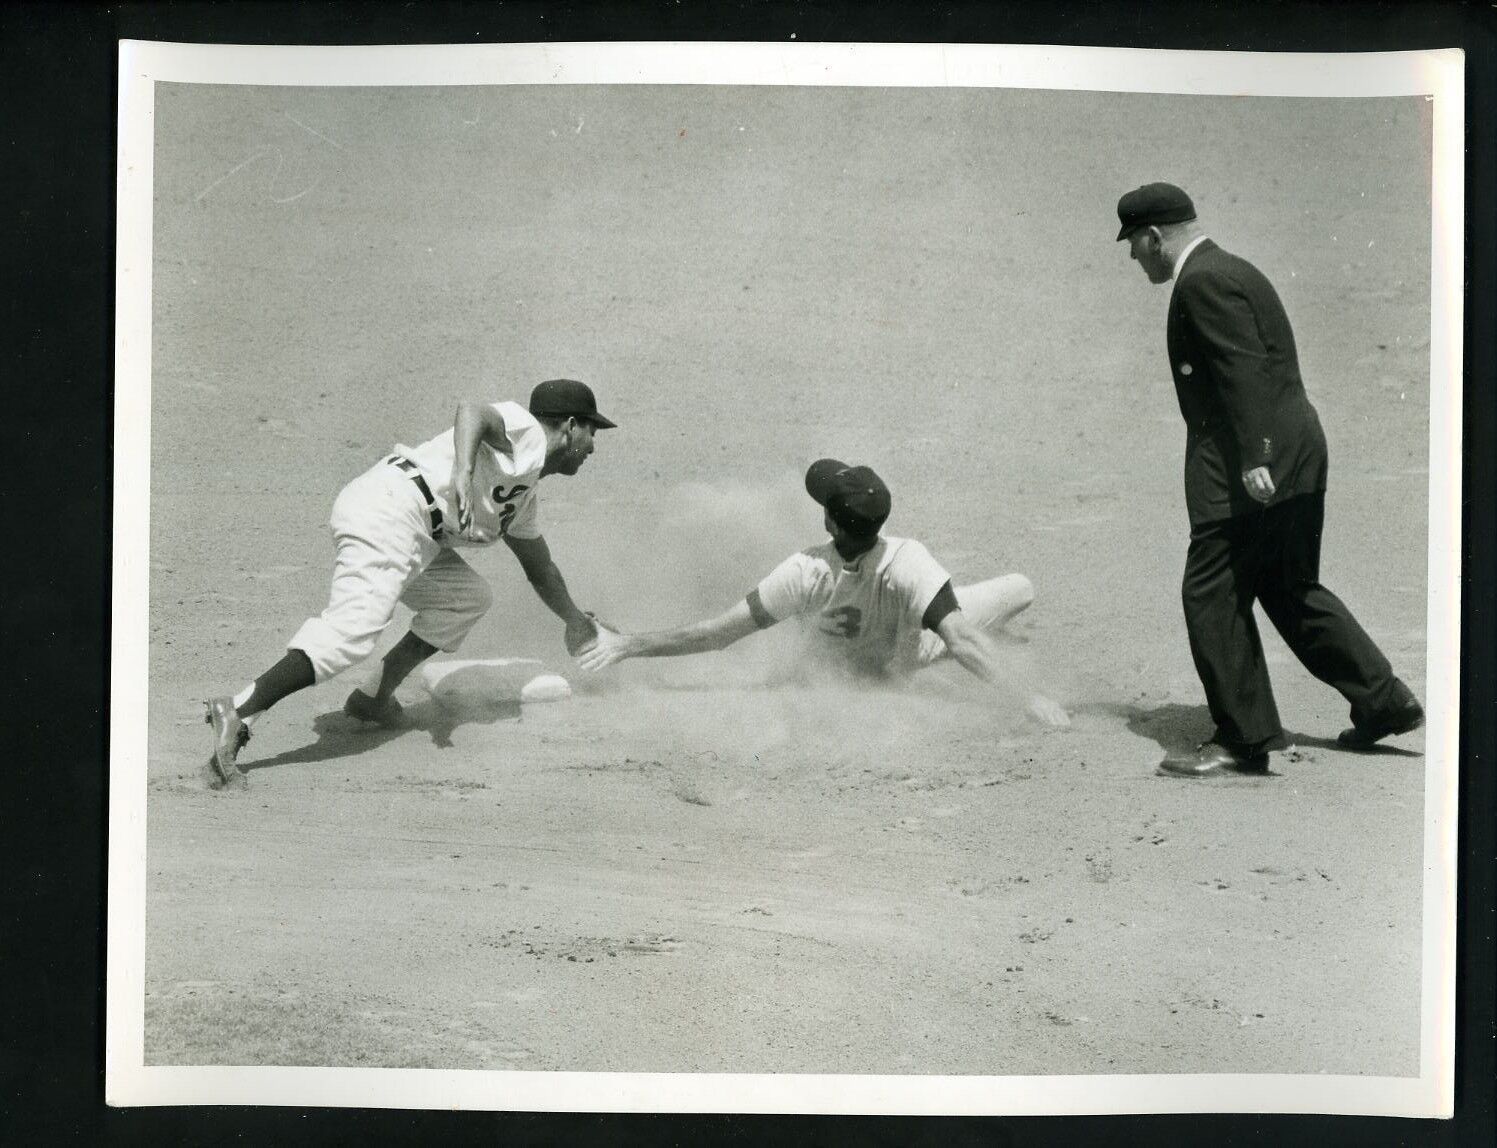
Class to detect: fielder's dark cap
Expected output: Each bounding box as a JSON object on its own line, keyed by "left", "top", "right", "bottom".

{"left": 1116, "top": 182, "right": 1197, "bottom": 241}
{"left": 805, "top": 458, "right": 892, "bottom": 536}
{"left": 528, "top": 378, "right": 617, "bottom": 429}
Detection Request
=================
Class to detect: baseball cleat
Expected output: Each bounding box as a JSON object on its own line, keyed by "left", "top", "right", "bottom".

{"left": 1337, "top": 701, "right": 1425, "bottom": 750}
{"left": 343, "top": 689, "right": 405, "bottom": 728}
{"left": 204, "top": 697, "right": 250, "bottom": 789}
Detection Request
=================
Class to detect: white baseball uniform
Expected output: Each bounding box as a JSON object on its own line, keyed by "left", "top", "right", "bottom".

{"left": 395, "top": 400, "right": 546, "bottom": 546}
{"left": 753, "top": 536, "right": 1032, "bottom": 677}
{"left": 288, "top": 401, "right": 547, "bottom": 682}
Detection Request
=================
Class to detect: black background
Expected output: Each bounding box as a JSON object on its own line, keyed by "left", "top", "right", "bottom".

{"left": 2, "top": 2, "right": 1492, "bottom": 1144}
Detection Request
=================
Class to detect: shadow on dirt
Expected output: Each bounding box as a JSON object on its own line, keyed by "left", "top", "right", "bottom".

{"left": 1088, "top": 699, "right": 1423, "bottom": 760}
{"left": 242, "top": 697, "right": 522, "bottom": 773}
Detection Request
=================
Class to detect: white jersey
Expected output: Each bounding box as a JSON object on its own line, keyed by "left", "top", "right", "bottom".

{"left": 395, "top": 401, "right": 546, "bottom": 547}
{"left": 754, "top": 535, "right": 952, "bottom": 675}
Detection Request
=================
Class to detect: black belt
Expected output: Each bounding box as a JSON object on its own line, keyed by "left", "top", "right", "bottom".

{"left": 387, "top": 455, "right": 445, "bottom": 537}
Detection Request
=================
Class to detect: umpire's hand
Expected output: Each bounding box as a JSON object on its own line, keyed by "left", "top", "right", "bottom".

{"left": 1241, "top": 465, "right": 1276, "bottom": 504}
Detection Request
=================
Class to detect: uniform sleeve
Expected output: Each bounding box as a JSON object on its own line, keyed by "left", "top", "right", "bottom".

{"left": 755, "top": 553, "right": 816, "bottom": 622}
{"left": 492, "top": 402, "right": 549, "bottom": 478}
{"left": 890, "top": 541, "right": 953, "bottom": 623}
{"left": 921, "top": 580, "right": 960, "bottom": 632}
{"left": 1175, "top": 273, "right": 1276, "bottom": 466}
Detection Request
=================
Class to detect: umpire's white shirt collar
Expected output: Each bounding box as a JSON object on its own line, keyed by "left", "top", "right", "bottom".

{"left": 1172, "top": 234, "right": 1210, "bottom": 280}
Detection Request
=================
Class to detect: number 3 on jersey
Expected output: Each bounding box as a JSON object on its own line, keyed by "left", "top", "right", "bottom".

{"left": 820, "top": 605, "right": 863, "bottom": 639}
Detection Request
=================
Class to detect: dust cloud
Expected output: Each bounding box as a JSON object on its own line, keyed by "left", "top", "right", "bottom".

{"left": 533, "top": 471, "right": 1050, "bottom": 756}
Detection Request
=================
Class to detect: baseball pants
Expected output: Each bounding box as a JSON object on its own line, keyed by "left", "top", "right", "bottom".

{"left": 287, "top": 460, "right": 493, "bottom": 683}
{"left": 916, "top": 573, "right": 1035, "bottom": 665}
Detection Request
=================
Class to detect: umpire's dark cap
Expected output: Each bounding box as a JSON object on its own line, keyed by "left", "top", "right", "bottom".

{"left": 1116, "top": 182, "right": 1197, "bottom": 240}
{"left": 529, "top": 378, "right": 617, "bottom": 429}
{"left": 805, "top": 458, "right": 892, "bottom": 536}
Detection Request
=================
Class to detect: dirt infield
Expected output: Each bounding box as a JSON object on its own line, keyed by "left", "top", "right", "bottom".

{"left": 141, "top": 84, "right": 1432, "bottom": 1075}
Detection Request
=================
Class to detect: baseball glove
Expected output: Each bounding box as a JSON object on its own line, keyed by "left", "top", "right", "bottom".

{"left": 564, "top": 612, "right": 600, "bottom": 656}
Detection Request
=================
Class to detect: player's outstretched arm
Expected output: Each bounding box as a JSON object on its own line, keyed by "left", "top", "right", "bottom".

{"left": 578, "top": 600, "right": 768, "bottom": 672}
{"left": 935, "top": 609, "right": 1070, "bottom": 728}
{"left": 503, "top": 533, "right": 596, "bottom": 653}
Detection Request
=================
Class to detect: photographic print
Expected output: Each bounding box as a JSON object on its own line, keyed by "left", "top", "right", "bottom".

{"left": 109, "top": 41, "right": 1462, "bottom": 1115}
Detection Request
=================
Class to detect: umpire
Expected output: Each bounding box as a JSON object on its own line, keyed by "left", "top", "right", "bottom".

{"left": 1116, "top": 182, "right": 1424, "bottom": 777}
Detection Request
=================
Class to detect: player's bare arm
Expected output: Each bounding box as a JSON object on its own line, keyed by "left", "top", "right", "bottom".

{"left": 451, "top": 401, "right": 512, "bottom": 532}
{"left": 935, "top": 609, "right": 1070, "bottom": 728}
{"left": 579, "top": 598, "right": 769, "bottom": 672}
{"left": 502, "top": 533, "right": 596, "bottom": 653}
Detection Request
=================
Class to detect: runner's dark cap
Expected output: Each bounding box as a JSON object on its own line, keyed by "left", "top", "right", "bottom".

{"left": 528, "top": 379, "right": 617, "bottom": 429}
{"left": 1116, "top": 182, "right": 1196, "bottom": 241}
{"left": 805, "top": 458, "right": 892, "bottom": 536}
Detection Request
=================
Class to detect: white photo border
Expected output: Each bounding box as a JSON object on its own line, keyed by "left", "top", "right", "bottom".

{"left": 109, "top": 39, "right": 1464, "bottom": 1116}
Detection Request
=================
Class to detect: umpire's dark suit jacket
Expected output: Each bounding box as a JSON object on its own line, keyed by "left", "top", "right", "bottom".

{"left": 1165, "top": 238, "right": 1405, "bottom": 751}
{"left": 1167, "top": 239, "right": 1328, "bottom": 525}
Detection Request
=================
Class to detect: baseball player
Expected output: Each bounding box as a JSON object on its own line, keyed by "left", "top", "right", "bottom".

{"left": 579, "top": 459, "right": 1070, "bottom": 727}
{"left": 204, "top": 378, "right": 616, "bottom": 788}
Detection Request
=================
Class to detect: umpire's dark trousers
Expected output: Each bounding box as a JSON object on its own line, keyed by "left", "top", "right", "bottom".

{"left": 1183, "top": 492, "right": 1409, "bottom": 753}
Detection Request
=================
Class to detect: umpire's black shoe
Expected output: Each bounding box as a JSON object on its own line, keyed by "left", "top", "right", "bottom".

{"left": 1337, "top": 700, "right": 1425, "bottom": 750}
{"left": 1158, "top": 741, "right": 1270, "bottom": 778}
